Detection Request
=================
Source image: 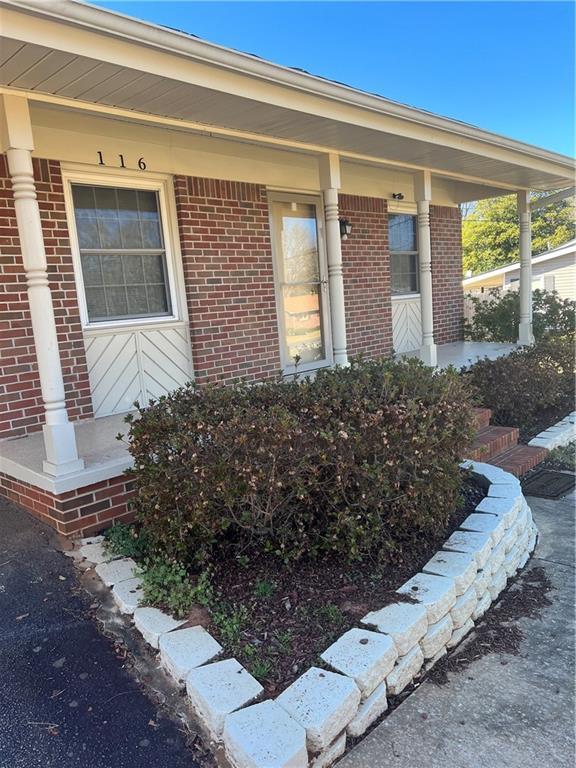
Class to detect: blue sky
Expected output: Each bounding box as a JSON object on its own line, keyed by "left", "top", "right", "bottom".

{"left": 90, "top": 1, "right": 574, "bottom": 156}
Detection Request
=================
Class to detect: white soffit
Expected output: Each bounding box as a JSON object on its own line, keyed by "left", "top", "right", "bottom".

{"left": 0, "top": 0, "right": 573, "bottom": 191}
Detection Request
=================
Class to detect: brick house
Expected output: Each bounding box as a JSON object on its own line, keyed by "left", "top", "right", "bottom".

{"left": 0, "top": 0, "right": 572, "bottom": 536}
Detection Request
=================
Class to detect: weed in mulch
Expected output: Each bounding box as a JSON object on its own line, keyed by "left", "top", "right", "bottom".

{"left": 427, "top": 565, "right": 554, "bottom": 685}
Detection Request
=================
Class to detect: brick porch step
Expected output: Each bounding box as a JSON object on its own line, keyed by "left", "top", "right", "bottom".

{"left": 489, "top": 444, "right": 549, "bottom": 477}
{"left": 469, "top": 426, "right": 519, "bottom": 462}
{"left": 472, "top": 407, "right": 492, "bottom": 431}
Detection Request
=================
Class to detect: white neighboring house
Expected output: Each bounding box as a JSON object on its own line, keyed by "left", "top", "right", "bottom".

{"left": 463, "top": 239, "right": 576, "bottom": 301}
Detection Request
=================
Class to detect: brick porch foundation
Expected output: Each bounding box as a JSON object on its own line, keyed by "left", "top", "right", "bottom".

{"left": 0, "top": 472, "right": 135, "bottom": 537}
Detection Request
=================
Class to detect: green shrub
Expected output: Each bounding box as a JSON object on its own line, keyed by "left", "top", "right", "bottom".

{"left": 105, "top": 521, "right": 152, "bottom": 560}
{"left": 124, "top": 357, "right": 475, "bottom": 567}
{"left": 464, "top": 289, "right": 575, "bottom": 343}
{"left": 465, "top": 335, "right": 575, "bottom": 440}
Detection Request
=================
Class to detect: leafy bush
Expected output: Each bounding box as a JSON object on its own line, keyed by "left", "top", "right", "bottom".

{"left": 464, "top": 288, "right": 575, "bottom": 342}
{"left": 105, "top": 521, "right": 151, "bottom": 560}
{"left": 139, "top": 561, "right": 214, "bottom": 617}
{"left": 125, "top": 357, "right": 475, "bottom": 567}
{"left": 464, "top": 335, "right": 575, "bottom": 440}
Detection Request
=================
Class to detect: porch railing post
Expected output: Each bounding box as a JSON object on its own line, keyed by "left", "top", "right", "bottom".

{"left": 1, "top": 94, "right": 83, "bottom": 476}
{"left": 320, "top": 153, "right": 348, "bottom": 366}
{"left": 517, "top": 190, "right": 535, "bottom": 345}
{"left": 415, "top": 171, "right": 437, "bottom": 367}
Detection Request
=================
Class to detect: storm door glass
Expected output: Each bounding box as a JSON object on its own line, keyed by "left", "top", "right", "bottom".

{"left": 72, "top": 184, "right": 172, "bottom": 322}
{"left": 272, "top": 199, "right": 328, "bottom": 366}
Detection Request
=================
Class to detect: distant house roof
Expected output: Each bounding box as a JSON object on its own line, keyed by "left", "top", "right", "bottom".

{"left": 463, "top": 239, "right": 576, "bottom": 287}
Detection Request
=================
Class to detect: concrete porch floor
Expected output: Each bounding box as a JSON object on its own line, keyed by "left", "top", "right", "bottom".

{"left": 0, "top": 413, "right": 133, "bottom": 495}
{"left": 404, "top": 341, "right": 518, "bottom": 369}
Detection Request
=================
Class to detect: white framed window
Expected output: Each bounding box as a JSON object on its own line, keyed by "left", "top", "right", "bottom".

{"left": 269, "top": 192, "right": 332, "bottom": 373}
{"left": 62, "top": 168, "right": 184, "bottom": 330}
{"left": 389, "top": 213, "right": 419, "bottom": 296}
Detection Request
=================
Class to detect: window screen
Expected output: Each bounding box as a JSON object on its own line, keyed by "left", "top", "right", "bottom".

{"left": 72, "top": 184, "right": 172, "bottom": 322}
{"left": 389, "top": 213, "right": 419, "bottom": 295}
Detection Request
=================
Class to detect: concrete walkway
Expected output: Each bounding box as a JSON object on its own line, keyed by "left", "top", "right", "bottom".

{"left": 339, "top": 490, "right": 575, "bottom": 768}
{"left": 0, "top": 497, "right": 204, "bottom": 768}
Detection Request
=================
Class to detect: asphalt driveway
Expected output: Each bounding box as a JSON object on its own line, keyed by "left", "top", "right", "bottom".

{"left": 0, "top": 497, "right": 202, "bottom": 768}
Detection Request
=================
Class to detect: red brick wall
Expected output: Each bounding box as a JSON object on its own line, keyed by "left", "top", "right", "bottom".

{"left": 0, "top": 155, "right": 93, "bottom": 439}
{"left": 430, "top": 204, "right": 464, "bottom": 344}
{"left": 173, "top": 176, "right": 282, "bottom": 383}
{"left": 0, "top": 471, "right": 135, "bottom": 536}
{"left": 340, "top": 194, "right": 393, "bottom": 358}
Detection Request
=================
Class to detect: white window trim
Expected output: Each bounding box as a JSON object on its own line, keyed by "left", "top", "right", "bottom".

{"left": 268, "top": 190, "right": 333, "bottom": 375}
{"left": 61, "top": 164, "right": 189, "bottom": 332}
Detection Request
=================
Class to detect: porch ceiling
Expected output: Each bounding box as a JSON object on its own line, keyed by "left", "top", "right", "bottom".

{"left": 0, "top": 0, "right": 573, "bottom": 194}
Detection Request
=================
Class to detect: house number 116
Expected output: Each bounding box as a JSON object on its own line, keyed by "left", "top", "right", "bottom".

{"left": 97, "top": 151, "right": 147, "bottom": 170}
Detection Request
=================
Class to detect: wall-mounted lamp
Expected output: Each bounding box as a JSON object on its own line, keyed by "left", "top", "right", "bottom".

{"left": 392, "top": 192, "right": 405, "bottom": 200}
{"left": 339, "top": 217, "right": 352, "bottom": 240}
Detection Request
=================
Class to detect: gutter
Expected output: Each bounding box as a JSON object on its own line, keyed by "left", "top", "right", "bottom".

{"left": 2, "top": 0, "right": 574, "bottom": 174}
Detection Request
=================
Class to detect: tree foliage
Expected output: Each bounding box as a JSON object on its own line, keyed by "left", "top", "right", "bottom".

{"left": 462, "top": 192, "right": 575, "bottom": 274}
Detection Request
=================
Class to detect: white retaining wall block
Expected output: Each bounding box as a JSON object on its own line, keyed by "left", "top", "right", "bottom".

{"left": 159, "top": 626, "right": 222, "bottom": 682}
{"left": 321, "top": 628, "right": 398, "bottom": 699}
{"left": 422, "top": 551, "right": 477, "bottom": 596}
{"left": 473, "top": 590, "right": 492, "bottom": 620}
{"left": 460, "top": 460, "right": 508, "bottom": 485}
{"left": 488, "top": 540, "right": 506, "bottom": 575}
{"left": 223, "top": 700, "right": 308, "bottom": 768}
{"left": 186, "top": 658, "right": 263, "bottom": 739}
{"left": 476, "top": 496, "right": 518, "bottom": 528}
{"left": 133, "top": 607, "right": 186, "bottom": 649}
{"left": 504, "top": 547, "right": 521, "bottom": 578}
{"left": 79, "top": 541, "right": 117, "bottom": 564}
{"left": 112, "top": 577, "right": 144, "bottom": 614}
{"left": 396, "top": 573, "right": 456, "bottom": 624}
{"left": 489, "top": 567, "right": 508, "bottom": 601}
{"left": 442, "top": 530, "right": 493, "bottom": 569}
{"left": 528, "top": 528, "right": 537, "bottom": 553}
{"left": 450, "top": 586, "right": 477, "bottom": 629}
{"left": 459, "top": 513, "right": 505, "bottom": 545}
{"left": 501, "top": 525, "right": 519, "bottom": 554}
{"left": 386, "top": 645, "right": 424, "bottom": 696}
{"left": 528, "top": 411, "right": 576, "bottom": 450}
{"left": 518, "top": 549, "right": 530, "bottom": 570}
{"left": 361, "top": 601, "right": 428, "bottom": 656}
{"left": 447, "top": 617, "right": 474, "bottom": 649}
{"left": 471, "top": 568, "right": 491, "bottom": 598}
{"left": 276, "top": 667, "right": 360, "bottom": 752}
{"left": 346, "top": 681, "right": 388, "bottom": 737}
{"left": 424, "top": 646, "right": 447, "bottom": 672}
{"left": 95, "top": 557, "right": 137, "bottom": 587}
{"left": 420, "top": 614, "right": 454, "bottom": 660}
{"left": 311, "top": 733, "right": 347, "bottom": 768}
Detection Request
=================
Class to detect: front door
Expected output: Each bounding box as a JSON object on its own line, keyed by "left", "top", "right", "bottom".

{"left": 65, "top": 171, "right": 193, "bottom": 417}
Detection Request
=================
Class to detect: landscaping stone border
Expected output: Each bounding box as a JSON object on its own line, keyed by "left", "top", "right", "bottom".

{"left": 528, "top": 411, "right": 576, "bottom": 451}
{"left": 77, "top": 462, "right": 538, "bottom": 768}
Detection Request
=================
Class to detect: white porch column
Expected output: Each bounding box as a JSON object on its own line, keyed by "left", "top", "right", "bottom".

{"left": 414, "top": 171, "right": 437, "bottom": 367}
{"left": 319, "top": 153, "right": 348, "bottom": 366}
{"left": 1, "top": 95, "right": 83, "bottom": 476}
{"left": 517, "top": 190, "right": 534, "bottom": 345}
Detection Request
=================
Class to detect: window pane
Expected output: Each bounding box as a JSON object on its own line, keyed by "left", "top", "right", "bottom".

{"left": 73, "top": 184, "right": 171, "bottom": 322}
{"left": 126, "top": 285, "right": 149, "bottom": 315}
{"left": 101, "top": 254, "right": 124, "bottom": 286}
{"left": 389, "top": 214, "right": 416, "bottom": 252}
{"left": 105, "top": 286, "right": 128, "bottom": 317}
{"left": 277, "top": 202, "right": 321, "bottom": 283}
{"left": 391, "top": 253, "right": 419, "bottom": 294}
{"left": 81, "top": 254, "right": 102, "bottom": 287}
{"left": 282, "top": 284, "right": 325, "bottom": 364}
{"left": 85, "top": 287, "right": 107, "bottom": 318}
{"left": 143, "top": 253, "right": 164, "bottom": 283}
{"left": 147, "top": 284, "right": 169, "bottom": 314}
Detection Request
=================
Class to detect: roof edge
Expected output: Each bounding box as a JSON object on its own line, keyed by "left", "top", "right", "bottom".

{"left": 3, "top": 0, "right": 574, "bottom": 174}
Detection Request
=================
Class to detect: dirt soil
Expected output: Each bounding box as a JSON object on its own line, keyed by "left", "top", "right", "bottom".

{"left": 203, "top": 475, "right": 486, "bottom": 694}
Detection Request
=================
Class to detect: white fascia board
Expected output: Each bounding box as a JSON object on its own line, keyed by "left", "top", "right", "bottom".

{"left": 2, "top": 0, "right": 574, "bottom": 181}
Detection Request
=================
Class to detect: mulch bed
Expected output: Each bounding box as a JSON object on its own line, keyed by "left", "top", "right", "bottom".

{"left": 202, "top": 474, "right": 486, "bottom": 694}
